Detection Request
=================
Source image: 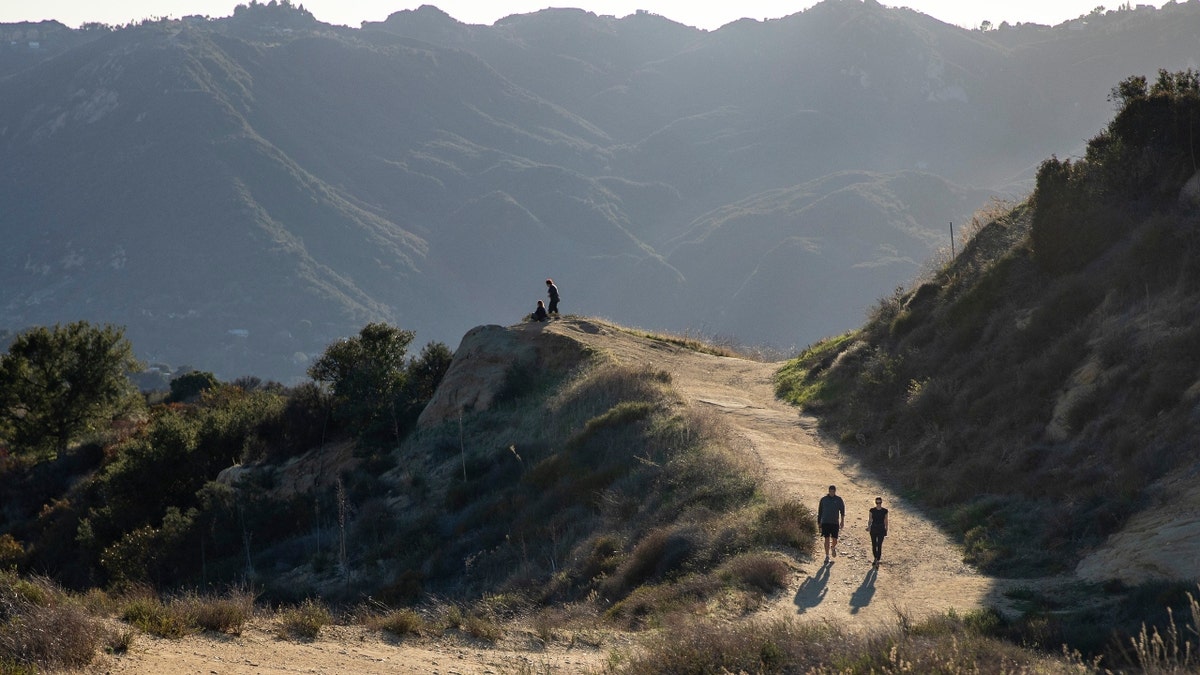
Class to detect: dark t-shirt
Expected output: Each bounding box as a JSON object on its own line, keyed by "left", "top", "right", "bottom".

{"left": 868, "top": 506, "right": 889, "bottom": 534}
{"left": 818, "top": 494, "right": 845, "bottom": 525}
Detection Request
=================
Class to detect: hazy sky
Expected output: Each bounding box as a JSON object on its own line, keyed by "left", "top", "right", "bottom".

{"left": 0, "top": 1, "right": 1170, "bottom": 31}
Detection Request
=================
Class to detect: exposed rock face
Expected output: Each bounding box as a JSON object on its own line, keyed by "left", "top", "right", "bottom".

{"left": 416, "top": 321, "right": 592, "bottom": 429}
{"left": 216, "top": 440, "right": 358, "bottom": 495}
{"left": 1076, "top": 476, "right": 1200, "bottom": 584}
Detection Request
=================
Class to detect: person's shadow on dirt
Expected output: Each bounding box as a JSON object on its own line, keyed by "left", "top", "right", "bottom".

{"left": 794, "top": 560, "right": 832, "bottom": 613}
{"left": 848, "top": 566, "right": 878, "bottom": 614}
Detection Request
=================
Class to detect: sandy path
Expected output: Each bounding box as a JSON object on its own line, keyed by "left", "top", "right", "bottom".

{"left": 100, "top": 620, "right": 611, "bottom": 674}
{"left": 553, "top": 320, "right": 1000, "bottom": 631}
{"left": 97, "top": 319, "right": 1004, "bottom": 673}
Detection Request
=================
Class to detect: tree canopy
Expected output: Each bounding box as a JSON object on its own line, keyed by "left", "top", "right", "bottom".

{"left": 0, "top": 321, "right": 141, "bottom": 459}
{"left": 308, "top": 322, "right": 415, "bottom": 444}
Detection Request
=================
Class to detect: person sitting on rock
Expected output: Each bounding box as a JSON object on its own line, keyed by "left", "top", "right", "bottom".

{"left": 532, "top": 299, "right": 548, "bottom": 322}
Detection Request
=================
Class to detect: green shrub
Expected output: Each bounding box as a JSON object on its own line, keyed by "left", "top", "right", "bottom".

{"left": 754, "top": 499, "right": 816, "bottom": 552}
{"left": 120, "top": 594, "right": 192, "bottom": 638}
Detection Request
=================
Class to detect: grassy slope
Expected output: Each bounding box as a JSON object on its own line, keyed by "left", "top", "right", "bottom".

{"left": 775, "top": 70, "right": 1200, "bottom": 580}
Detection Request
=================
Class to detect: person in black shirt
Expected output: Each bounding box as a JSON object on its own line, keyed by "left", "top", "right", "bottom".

{"left": 867, "top": 496, "right": 889, "bottom": 567}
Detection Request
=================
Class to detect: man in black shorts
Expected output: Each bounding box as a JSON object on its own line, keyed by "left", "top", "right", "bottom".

{"left": 817, "top": 485, "right": 845, "bottom": 560}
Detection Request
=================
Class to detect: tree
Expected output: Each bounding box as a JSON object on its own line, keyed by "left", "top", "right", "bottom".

{"left": 308, "top": 323, "right": 415, "bottom": 445}
{"left": 0, "top": 321, "right": 141, "bottom": 459}
{"left": 405, "top": 342, "right": 453, "bottom": 405}
{"left": 167, "top": 370, "right": 221, "bottom": 403}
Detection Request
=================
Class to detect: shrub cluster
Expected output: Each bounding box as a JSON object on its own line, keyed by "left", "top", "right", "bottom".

{"left": 0, "top": 321, "right": 452, "bottom": 593}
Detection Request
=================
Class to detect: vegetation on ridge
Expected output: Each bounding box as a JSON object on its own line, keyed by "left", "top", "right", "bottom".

{"left": 773, "top": 71, "right": 1200, "bottom": 662}
{"left": 0, "top": 315, "right": 814, "bottom": 671}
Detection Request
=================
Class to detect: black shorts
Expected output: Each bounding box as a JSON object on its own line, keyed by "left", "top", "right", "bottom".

{"left": 820, "top": 523, "right": 840, "bottom": 538}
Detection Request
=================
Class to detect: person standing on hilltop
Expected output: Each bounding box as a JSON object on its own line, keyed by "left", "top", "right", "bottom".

{"left": 867, "top": 496, "right": 889, "bottom": 567}
{"left": 546, "top": 278, "right": 560, "bottom": 316}
{"left": 817, "top": 485, "right": 845, "bottom": 561}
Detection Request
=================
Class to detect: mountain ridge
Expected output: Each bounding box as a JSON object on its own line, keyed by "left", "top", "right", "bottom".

{"left": 4, "top": 1, "right": 1199, "bottom": 378}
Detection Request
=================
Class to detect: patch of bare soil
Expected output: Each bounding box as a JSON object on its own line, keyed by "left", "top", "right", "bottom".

{"left": 98, "top": 318, "right": 1015, "bottom": 673}
{"left": 96, "top": 619, "right": 617, "bottom": 674}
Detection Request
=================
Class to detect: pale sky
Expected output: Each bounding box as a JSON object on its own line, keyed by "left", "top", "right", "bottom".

{"left": 0, "top": 1, "right": 1171, "bottom": 32}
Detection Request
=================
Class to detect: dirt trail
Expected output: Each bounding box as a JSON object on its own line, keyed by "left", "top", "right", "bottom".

{"left": 99, "top": 319, "right": 1006, "bottom": 673}
{"left": 553, "top": 319, "right": 1002, "bottom": 631}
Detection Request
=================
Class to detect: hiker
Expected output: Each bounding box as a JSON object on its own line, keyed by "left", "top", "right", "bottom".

{"left": 867, "top": 496, "right": 889, "bottom": 567}
{"left": 532, "top": 299, "right": 548, "bottom": 322}
{"left": 817, "top": 484, "right": 845, "bottom": 560}
{"left": 545, "top": 278, "right": 560, "bottom": 315}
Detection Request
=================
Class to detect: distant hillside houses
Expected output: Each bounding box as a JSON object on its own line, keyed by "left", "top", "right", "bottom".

{"left": 3, "top": 21, "right": 71, "bottom": 48}
{"left": 5, "top": 28, "right": 40, "bottom": 47}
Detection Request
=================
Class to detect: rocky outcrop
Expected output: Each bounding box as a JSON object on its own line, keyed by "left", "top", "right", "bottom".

{"left": 1076, "top": 474, "right": 1200, "bottom": 584}
{"left": 416, "top": 321, "right": 593, "bottom": 429}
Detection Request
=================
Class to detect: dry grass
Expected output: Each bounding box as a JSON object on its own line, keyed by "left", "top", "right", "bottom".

{"left": 386, "top": 609, "right": 428, "bottom": 635}
{"left": 178, "top": 589, "right": 256, "bottom": 634}
{"left": 119, "top": 592, "right": 193, "bottom": 638}
{"left": 608, "top": 609, "right": 1091, "bottom": 674}
{"left": 719, "top": 552, "right": 792, "bottom": 594}
{"left": 109, "top": 586, "right": 254, "bottom": 639}
{"left": 0, "top": 572, "right": 113, "bottom": 671}
{"left": 1130, "top": 588, "right": 1200, "bottom": 674}
{"left": 275, "top": 598, "right": 332, "bottom": 640}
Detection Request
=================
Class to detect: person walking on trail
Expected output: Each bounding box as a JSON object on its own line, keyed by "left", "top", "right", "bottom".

{"left": 817, "top": 485, "right": 845, "bottom": 560}
{"left": 867, "top": 496, "right": 889, "bottom": 567}
{"left": 545, "top": 278, "right": 560, "bottom": 316}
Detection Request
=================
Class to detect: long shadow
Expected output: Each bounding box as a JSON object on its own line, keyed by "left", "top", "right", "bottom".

{"left": 848, "top": 565, "right": 878, "bottom": 614}
{"left": 794, "top": 560, "right": 832, "bottom": 613}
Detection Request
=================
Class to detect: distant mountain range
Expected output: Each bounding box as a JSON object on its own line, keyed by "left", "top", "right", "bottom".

{"left": 2, "top": 0, "right": 1198, "bottom": 380}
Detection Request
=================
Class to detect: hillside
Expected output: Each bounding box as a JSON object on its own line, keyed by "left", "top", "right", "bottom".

{"left": 775, "top": 69, "right": 1200, "bottom": 585}
{"left": 3, "top": 314, "right": 1198, "bottom": 671}
{"left": 4, "top": 1, "right": 1200, "bottom": 379}
{"left": 73, "top": 317, "right": 1003, "bottom": 673}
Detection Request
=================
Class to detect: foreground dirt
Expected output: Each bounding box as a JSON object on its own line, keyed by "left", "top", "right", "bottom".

{"left": 98, "top": 318, "right": 1011, "bottom": 673}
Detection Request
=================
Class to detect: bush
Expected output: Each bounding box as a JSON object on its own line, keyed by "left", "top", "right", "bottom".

{"left": 120, "top": 594, "right": 192, "bottom": 638}
{"left": 276, "top": 598, "right": 331, "bottom": 640}
{"left": 180, "top": 589, "right": 255, "bottom": 634}
{"left": 0, "top": 601, "right": 107, "bottom": 671}
{"left": 0, "top": 572, "right": 110, "bottom": 671}
{"left": 461, "top": 613, "right": 503, "bottom": 642}
{"left": 754, "top": 499, "right": 817, "bottom": 552}
{"left": 370, "top": 608, "right": 425, "bottom": 637}
{"left": 720, "top": 553, "right": 791, "bottom": 594}
{"left": 602, "top": 525, "right": 702, "bottom": 600}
